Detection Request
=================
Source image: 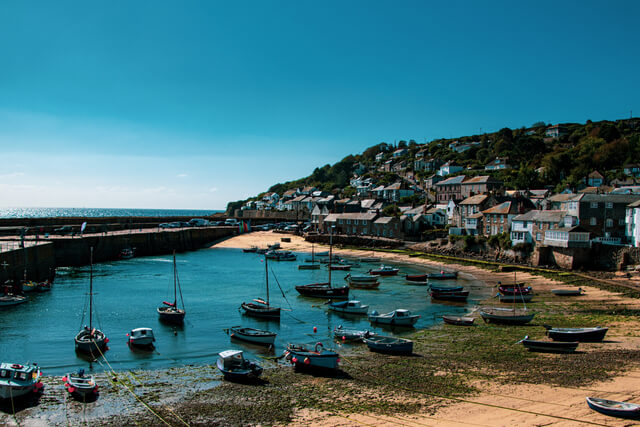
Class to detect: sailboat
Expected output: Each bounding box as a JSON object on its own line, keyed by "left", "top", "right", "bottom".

{"left": 241, "top": 254, "right": 281, "bottom": 319}
{"left": 298, "top": 243, "right": 320, "bottom": 270}
{"left": 157, "top": 251, "right": 186, "bottom": 324}
{"left": 295, "top": 230, "right": 349, "bottom": 299}
{"left": 480, "top": 272, "right": 534, "bottom": 325}
{"left": 75, "top": 247, "right": 109, "bottom": 353}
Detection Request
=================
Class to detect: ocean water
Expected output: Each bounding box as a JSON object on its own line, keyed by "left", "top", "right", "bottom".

{"left": 0, "top": 248, "right": 489, "bottom": 375}
{"left": 0, "top": 207, "right": 222, "bottom": 219}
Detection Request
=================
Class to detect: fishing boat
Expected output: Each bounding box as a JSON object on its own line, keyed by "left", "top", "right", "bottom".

{"left": 479, "top": 307, "right": 535, "bottom": 325}
{"left": 442, "top": 315, "right": 475, "bottom": 326}
{"left": 75, "top": 248, "right": 109, "bottom": 353}
{"left": 241, "top": 254, "right": 281, "bottom": 319}
{"left": 0, "top": 293, "right": 28, "bottom": 307}
{"left": 368, "top": 309, "right": 420, "bottom": 326}
{"left": 498, "top": 293, "right": 533, "bottom": 303}
{"left": 229, "top": 326, "right": 276, "bottom": 346}
{"left": 586, "top": 397, "right": 640, "bottom": 419}
{"left": 37, "top": 280, "right": 52, "bottom": 292}
{"left": 0, "top": 362, "right": 43, "bottom": 399}
{"left": 363, "top": 335, "right": 413, "bottom": 354}
{"left": 127, "top": 328, "right": 155, "bottom": 347}
{"left": 217, "top": 350, "right": 263, "bottom": 381}
{"left": 328, "top": 300, "right": 369, "bottom": 315}
{"left": 333, "top": 325, "right": 375, "bottom": 342}
{"left": 344, "top": 274, "right": 380, "bottom": 289}
{"left": 543, "top": 325, "right": 608, "bottom": 342}
{"left": 21, "top": 281, "right": 38, "bottom": 293}
{"left": 284, "top": 342, "right": 340, "bottom": 370}
{"left": 552, "top": 288, "right": 584, "bottom": 296}
{"left": 430, "top": 289, "right": 469, "bottom": 302}
{"left": 63, "top": 369, "right": 98, "bottom": 397}
{"left": 157, "top": 251, "right": 186, "bottom": 324}
{"left": 295, "top": 231, "right": 349, "bottom": 299}
{"left": 243, "top": 246, "right": 258, "bottom": 253}
{"left": 265, "top": 250, "right": 296, "bottom": 261}
{"left": 518, "top": 336, "right": 579, "bottom": 353}
{"left": 427, "top": 270, "right": 458, "bottom": 280}
{"left": 368, "top": 265, "right": 399, "bottom": 276}
{"left": 429, "top": 284, "right": 464, "bottom": 292}
{"left": 405, "top": 273, "right": 428, "bottom": 281}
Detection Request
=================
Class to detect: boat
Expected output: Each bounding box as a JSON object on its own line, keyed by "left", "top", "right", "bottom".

{"left": 543, "top": 325, "right": 608, "bottom": 342}
{"left": 363, "top": 335, "right": 413, "bottom": 354}
{"left": 127, "top": 327, "right": 155, "bottom": 347}
{"left": 229, "top": 326, "right": 276, "bottom": 346}
{"left": 243, "top": 246, "right": 258, "bottom": 253}
{"left": 518, "top": 336, "right": 579, "bottom": 353}
{"left": 442, "top": 315, "right": 475, "bottom": 326}
{"left": 21, "top": 281, "right": 38, "bottom": 293}
{"left": 405, "top": 273, "right": 428, "bottom": 281}
{"left": 241, "top": 254, "right": 281, "bottom": 319}
{"left": 265, "top": 250, "right": 296, "bottom": 261}
{"left": 298, "top": 263, "right": 320, "bottom": 270}
{"left": 344, "top": 274, "right": 380, "bottom": 289}
{"left": 328, "top": 300, "right": 368, "bottom": 315}
{"left": 498, "top": 293, "right": 533, "bottom": 303}
{"left": 268, "top": 243, "right": 281, "bottom": 250}
{"left": 431, "top": 289, "right": 469, "bottom": 301}
{"left": 429, "top": 284, "right": 464, "bottom": 292}
{"left": 0, "top": 293, "right": 28, "bottom": 307}
{"left": 360, "top": 256, "right": 380, "bottom": 263}
{"left": 63, "top": 369, "right": 98, "bottom": 397}
{"left": 479, "top": 307, "right": 535, "bottom": 325}
{"left": 284, "top": 342, "right": 340, "bottom": 370}
{"left": 552, "top": 288, "right": 584, "bottom": 296}
{"left": 216, "top": 350, "right": 263, "bottom": 381}
{"left": 0, "top": 362, "right": 43, "bottom": 399}
{"left": 157, "top": 251, "right": 186, "bottom": 324}
{"left": 329, "top": 264, "right": 351, "bottom": 271}
{"left": 368, "top": 309, "right": 420, "bottom": 326}
{"left": 405, "top": 278, "right": 428, "bottom": 285}
{"left": 368, "top": 265, "right": 399, "bottom": 276}
{"left": 37, "top": 280, "right": 52, "bottom": 292}
{"left": 119, "top": 248, "right": 134, "bottom": 259}
{"left": 498, "top": 284, "right": 533, "bottom": 295}
{"left": 295, "top": 231, "right": 349, "bottom": 299}
{"left": 586, "top": 397, "right": 640, "bottom": 419}
{"left": 256, "top": 248, "right": 268, "bottom": 254}
{"left": 333, "top": 325, "right": 375, "bottom": 342}
{"left": 75, "top": 248, "right": 109, "bottom": 353}
{"left": 427, "top": 270, "right": 458, "bottom": 280}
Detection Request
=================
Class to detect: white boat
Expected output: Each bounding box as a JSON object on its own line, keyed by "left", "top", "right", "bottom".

{"left": 128, "top": 328, "right": 155, "bottom": 347}
{"left": 241, "top": 254, "right": 281, "bottom": 319}
{"left": 328, "top": 300, "right": 369, "bottom": 314}
{"left": 0, "top": 362, "right": 43, "bottom": 399}
{"left": 0, "top": 294, "right": 28, "bottom": 307}
{"left": 368, "top": 309, "right": 420, "bottom": 326}
{"left": 552, "top": 288, "right": 584, "bottom": 296}
{"left": 229, "top": 326, "right": 276, "bottom": 346}
{"left": 285, "top": 342, "right": 339, "bottom": 370}
{"left": 333, "top": 325, "right": 376, "bottom": 342}
{"left": 75, "top": 248, "right": 109, "bottom": 354}
{"left": 157, "top": 251, "right": 186, "bottom": 324}
{"left": 479, "top": 307, "right": 535, "bottom": 325}
{"left": 63, "top": 369, "right": 98, "bottom": 396}
{"left": 217, "top": 350, "right": 263, "bottom": 381}
{"left": 586, "top": 396, "right": 640, "bottom": 418}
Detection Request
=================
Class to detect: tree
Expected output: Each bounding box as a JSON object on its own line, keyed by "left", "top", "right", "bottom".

{"left": 531, "top": 121, "right": 546, "bottom": 128}
{"left": 382, "top": 204, "right": 401, "bottom": 217}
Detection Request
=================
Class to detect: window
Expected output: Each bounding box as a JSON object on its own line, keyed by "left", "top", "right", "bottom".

{"left": 590, "top": 217, "right": 597, "bottom": 226}
{"left": 606, "top": 202, "right": 613, "bottom": 209}
{"left": 338, "top": 219, "right": 343, "bottom": 224}
{"left": 500, "top": 216, "right": 504, "bottom": 223}
{"left": 606, "top": 219, "right": 613, "bottom": 227}
{"left": 353, "top": 219, "right": 358, "bottom": 225}
{"left": 619, "top": 219, "right": 625, "bottom": 225}
{"left": 500, "top": 226, "right": 503, "bottom": 233}
{"left": 346, "top": 219, "right": 350, "bottom": 224}
{"left": 590, "top": 202, "right": 598, "bottom": 209}
{"left": 486, "top": 226, "right": 490, "bottom": 233}
{"left": 536, "top": 232, "right": 542, "bottom": 241}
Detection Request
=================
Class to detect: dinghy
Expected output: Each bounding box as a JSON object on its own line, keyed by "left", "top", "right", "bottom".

{"left": 328, "top": 300, "right": 369, "bottom": 315}
{"left": 442, "top": 315, "right": 475, "bottom": 326}
{"left": 543, "top": 325, "right": 608, "bottom": 342}
{"left": 63, "top": 369, "right": 98, "bottom": 397}
{"left": 369, "top": 265, "right": 399, "bottom": 276}
{"left": 216, "top": 350, "right": 263, "bottom": 381}
{"left": 285, "top": 342, "right": 340, "bottom": 370}
{"left": 368, "top": 309, "right": 420, "bottom": 326}
{"left": 127, "top": 328, "right": 155, "bottom": 347}
{"left": 229, "top": 326, "right": 276, "bottom": 346}
{"left": 586, "top": 397, "right": 640, "bottom": 419}
{"left": 427, "top": 271, "right": 458, "bottom": 280}
{"left": 363, "top": 335, "right": 413, "bottom": 354}
{"left": 333, "top": 325, "right": 375, "bottom": 342}
{"left": 431, "top": 289, "right": 469, "bottom": 301}
{"left": 518, "top": 336, "right": 578, "bottom": 353}
{"left": 480, "top": 307, "right": 535, "bottom": 325}
{"left": 552, "top": 288, "right": 584, "bottom": 296}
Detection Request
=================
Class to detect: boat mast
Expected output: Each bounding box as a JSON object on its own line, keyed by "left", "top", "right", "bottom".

{"left": 89, "top": 247, "right": 93, "bottom": 332}
{"left": 265, "top": 254, "right": 269, "bottom": 307}
{"left": 328, "top": 228, "right": 333, "bottom": 287}
{"left": 173, "top": 250, "right": 177, "bottom": 308}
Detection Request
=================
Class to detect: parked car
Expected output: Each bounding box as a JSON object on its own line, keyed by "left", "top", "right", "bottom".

{"left": 54, "top": 225, "right": 74, "bottom": 234}
{"left": 188, "top": 218, "right": 210, "bottom": 227}
{"left": 224, "top": 219, "right": 239, "bottom": 226}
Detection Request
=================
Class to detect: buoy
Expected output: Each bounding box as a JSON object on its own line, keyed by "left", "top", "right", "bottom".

{"left": 313, "top": 326, "right": 317, "bottom": 333}
{"left": 291, "top": 357, "right": 298, "bottom": 363}
{"left": 304, "top": 357, "right": 311, "bottom": 365}
{"left": 342, "top": 336, "right": 346, "bottom": 341}
{"left": 337, "top": 358, "right": 341, "bottom": 363}
{"left": 68, "top": 386, "right": 76, "bottom": 393}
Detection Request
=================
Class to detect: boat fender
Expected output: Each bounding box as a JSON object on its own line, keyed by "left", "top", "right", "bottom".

{"left": 304, "top": 357, "right": 310, "bottom": 365}
{"left": 291, "top": 357, "right": 298, "bottom": 364}
{"left": 314, "top": 342, "right": 323, "bottom": 352}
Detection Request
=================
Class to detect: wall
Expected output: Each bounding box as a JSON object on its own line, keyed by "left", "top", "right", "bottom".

{"left": 0, "top": 243, "right": 56, "bottom": 283}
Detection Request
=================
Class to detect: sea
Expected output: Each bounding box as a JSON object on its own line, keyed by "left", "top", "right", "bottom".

{"left": 0, "top": 248, "right": 490, "bottom": 375}
{"left": 0, "top": 207, "right": 222, "bottom": 219}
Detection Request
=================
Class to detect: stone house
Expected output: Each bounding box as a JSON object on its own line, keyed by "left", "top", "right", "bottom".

{"left": 460, "top": 175, "right": 503, "bottom": 198}
{"left": 565, "top": 194, "right": 640, "bottom": 243}
{"left": 372, "top": 216, "right": 402, "bottom": 239}
{"left": 323, "top": 212, "right": 379, "bottom": 235}
{"left": 434, "top": 175, "right": 466, "bottom": 203}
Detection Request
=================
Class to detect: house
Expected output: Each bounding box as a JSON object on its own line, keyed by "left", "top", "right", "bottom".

{"left": 437, "top": 161, "right": 464, "bottom": 177}
{"left": 587, "top": 171, "right": 604, "bottom": 187}
{"left": 510, "top": 210, "right": 568, "bottom": 247}
{"left": 425, "top": 207, "right": 447, "bottom": 227}
{"left": 400, "top": 206, "right": 430, "bottom": 237}
{"left": 484, "top": 157, "right": 510, "bottom": 171}
{"left": 565, "top": 193, "right": 640, "bottom": 242}
{"left": 282, "top": 189, "right": 298, "bottom": 200}
{"left": 544, "top": 225, "right": 590, "bottom": 248}
{"left": 460, "top": 175, "right": 503, "bottom": 198}
{"left": 545, "top": 124, "right": 568, "bottom": 139}
{"left": 481, "top": 201, "right": 532, "bottom": 236}
{"left": 392, "top": 148, "right": 408, "bottom": 158}
{"left": 261, "top": 192, "right": 280, "bottom": 207}
{"left": 611, "top": 186, "right": 640, "bottom": 195}
{"left": 454, "top": 194, "right": 494, "bottom": 233}
{"left": 424, "top": 174, "right": 444, "bottom": 192}
{"left": 449, "top": 140, "right": 481, "bottom": 153}
{"left": 375, "top": 152, "right": 385, "bottom": 162}
{"left": 372, "top": 216, "right": 402, "bottom": 239}
{"left": 323, "top": 212, "right": 378, "bottom": 235}
{"left": 414, "top": 157, "right": 442, "bottom": 172}
{"left": 545, "top": 193, "right": 576, "bottom": 211}
{"left": 625, "top": 199, "right": 640, "bottom": 247}
{"left": 623, "top": 163, "right": 640, "bottom": 177}
{"left": 353, "top": 162, "right": 367, "bottom": 175}
{"left": 434, "top": 175, "right": 466, "bottom": 203}
{"left": 300, "top": 186, "right": 316, "bottom": 196}
{"left": 311, "top": 204, "right": 331, "bottom": 232}
{"left": 383, "top": 182, "right": 415, "bottom": 202}
{"left": 528, "top": 189, "right": 551, "bottom": 208}
{"left": 382, "top": 159, "right": 393, "bottom": 172}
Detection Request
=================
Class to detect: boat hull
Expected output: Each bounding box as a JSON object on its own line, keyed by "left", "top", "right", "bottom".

{"left": 546, "top": 327, "right": 608, "bottom": 342}
{"left": 363, "top": 336, "right": 413, "bottom": 354}
{"left": 368, "top": 311, "right": 420, "bottom": 326}
{"left": 216, "top": 357, "right": 263, "bottom": 381}
{"left": 230, "top": 327, "right": 276, "bottom": 346}
{"left": 522, "top": 339, "right": 578, "bottom": 353}
{"left": 0, "top": 295, "right": 28, "bottom": 307}
{"left": 430, "top": 290, "right": 469, "bottom": 301}
{"left": 240, "top": 302, "right": 281, "bottom": 319}
{"left": 480, "top": 308, "right": 534, "bottom": 325}
{"left": 442, "top": 315, "right": 475, "bottom": 326}
{"left": 157, "top": 307, "right": 186, "bottom": 324}
{"left": 498, "top": 293, "right": 533, "bottom": 303}
{"left": 74, "top": 329, "right": 108, "bottom": 353}
{"left": 295, "top": 283, "right": 349, "bottom": 299}
{"left": 298, "top": 264, "right": 320, "bottom": 270}
{"left": 552, "top": 289, "right": 584, "bottom": 296}
{"left": 285, "top": 344, "right": 340, "bottom": 370}
{"left": 586, "top": 397, "right": 640, "bottom": 419}
{"left": 427, "top": 272, "right": 458, "bottom": 280}
{"left": 328, "top": 301, "right": 368, "bottom": 315}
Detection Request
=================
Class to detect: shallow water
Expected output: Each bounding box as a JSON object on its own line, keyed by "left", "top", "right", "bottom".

{"left": 0, "top": 248, "right": 490, "bottom": 375}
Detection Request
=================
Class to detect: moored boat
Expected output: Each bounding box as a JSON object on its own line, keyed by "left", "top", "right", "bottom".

{"left": 119, "top": 248, "right": 134, "bottom": 259}
{"left": 518, "top": 336, "right": 578, "bottom": 353}
{"left": 229, "top": 326, "right": 276, "bottom": 346}
{"left": 368, "top": 309, "right": 420, "bottom": 326}
{"left": 0, "top": 362, "right": 43, "bottom": 399}
{"left": 75, "top": 248, "right": 109, "bottom": 353}
{"left": 330, "top": 264, "right": 351, "bottom": 271}
{"left": 405, "top": 273, "right": 428, "bottom": 281}
{"left": 127, "top": 328, "right": 155, "bottom": 347}
{"left": 157, "top": 252, "right": 186, "bottom": 325}
{"left": 328, "top": 300, "right": 369, "bottom": 315}
{"left": 552, "top": 288, "right": 584, "bottom": 296}
{"left": 363, "top": 335, "right": 413, "bottom": 354}
{"left": 298, "top": 263, "right": 320, "bottom": 270}
{"left": 296, "top": 231, "right": 349, "bottom": 299}
{"left": 430, "top": 289, "right": 469, "bottom": 302}
{"left": 479, "top": 307, "right": 535, "bottom": 325}
{"left": 429, "top": 284, "right": 464, "bottom": 292}
{"left": 442, "top": 315, "right": 475, "bottom": 326}
{"left": 586, "top": 397, "right": 640, "bottom": 419}
{"left": 217, "top": 350, "right": 263, "bottom": 381}
{"left": 369, "top": 265, "right": 399, "bottom": 276}
{"left": 498, "top": 293, "right": 533, "bottom": 303}
{"left": 284, "top": 342, "right": 340, "bottom": 371}
{"left": 0, "top": 294, "right": 28, "bottom": 307}
{"left": 333, "top": 325, "right": 375, "bottom": 342}
{"left": 243, "top": 246, "right": 258, "bottom": 253}
{"left": 241, "top": 254, "right": 281, "bottom": 319}
{"left": 344, "top": 274, "right": 380, "bottom": 289}
{"left": 63, "top": 369, "right": 98, "bottom": 397}
{"left": 427, "top": 270, "right": 458, "bottom": 280}
{"left": 498, "top": 284, "right": 533, "bottom": 295}
{"left": 543, "top": 325, "right": 608, "bottom": 342}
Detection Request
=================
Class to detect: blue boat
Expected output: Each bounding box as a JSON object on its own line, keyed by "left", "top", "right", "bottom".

{"left": 586, "top": 397, "right": 640, "bottom": 419}
{"left": 363, "top": 335, "right": 413, "bottom": 354}
{"left": 285, "top": 342, "right": 339, "bottom": 370}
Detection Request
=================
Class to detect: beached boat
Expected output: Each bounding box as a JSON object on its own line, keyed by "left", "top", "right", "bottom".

{"left": 405, "top": 278, "right": 428, "bottom": 285}
{"left": 0, "top": 362, "right": 43, "bottom": 399}
{"left": 405, "top": 273, "right": 428, "bottom": 281}
{"left": 298, "top": 263, "right": 320, "bottom": 270}
{"left": 127, "top": 328, "right": 155, "bottom": 347}
{"left": 285, "top": 342, "right": 340, "bottom": 370}
{"left": 479, "top": 307, "right": 535, "bottom": 325}
{"left": 518, "top": 336, "right": 579, "bottom": 353}
{"left": 427, "top": 271, "right": 458, "bottom": 280}
{"left": 498, "top": 284, "right": 533, "bottom": 295}
{"left": 268, "top": 243, "right": 281, "bottom": 250}
{"left": 543, "top": 325, "right": 608, "bottom": 342}
{"left": 363, "top": 335, "right": 413, "bottom": 354}
{"left": 157, "top": 251, "right": 186, "bottom": 324}
{"left": 241, "top": 254, "right": 281, "bottom": 319}
{"left": 429, "top": 284, "right": 464, "bottom": 292}
{"left": 328, "top": 300, "right": 369, "bottom": 315}
{"left": 63, "top": 369, "right": 98, "bottom": 397}
{"left": 217, "top": 350, "right": 263, "bottom": 381}
{"left": 442, "top": 315, "right": 475, "bottom": 326}
{"left": 552, "top": 288, "right": 584, "bottom": 296}
{"left": 368, "top": 309, "right": 420, "bottom": 326}
{"left": 498, "top": 293, "right": 533, "bottom": 303}
{"left": 75, "top": 248, "right": 109, "bottom": 353}
{"left": 333, "top": 325, "right": 375, "bottom": 342}
{"left": 369, "top": 265, "right": 399, "bottom": 276}
{"left": 0, "top": 293, "right": 28, "bottom": 307}
{"left": 296, "top": 232, "right": 349, "bottom": 299}
{"left": 431, "top": 289, "right": 469, "bottom": 302}
{"left": 586, "top": 397, "right": 640, "bottom": 419}
{"left": 229, "top": 326, "right": 276, "bottom": 346}
{"left": 243, "top": 246, "right": 258, "bottom": 253}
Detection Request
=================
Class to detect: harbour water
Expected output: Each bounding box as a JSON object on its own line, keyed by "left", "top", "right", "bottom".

{"left": 0, "top": 248, "right": 489, "bottom": 375}
{"left": 0, "top": 207, "right": 222, "bottom": 219}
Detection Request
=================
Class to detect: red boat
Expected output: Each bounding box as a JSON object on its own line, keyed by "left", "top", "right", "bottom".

{"left": 369, "top": 265, "right": 399, "bottom": 276}
{"left": 498, "top": 283, "right": 533, "bottom": 295}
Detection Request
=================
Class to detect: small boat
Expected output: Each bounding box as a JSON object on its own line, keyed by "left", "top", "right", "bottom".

{"left": 119, "top": 248, "right": 134, "bottom": 259}
{"left": 256, "top": 248, "right": 268, "bottom": 254}
{"left": 429, "top": 284, "right": 464, "bottom": 292}
{"left": 543, "top": 325, "right": 608, "bottom": 342}
{"left": 368, "top": 309, "right": 420, "bottom": 326}
{"left": 330, "top": 264, "right": 351, "bottom": 271}
{"left": 479, "top": 307, "right": 535, "bottom": 325}
{"left": 369, "top": 265, "right": 399, "bottom": 276}
{"left": 229, "top": 326, "right": 276, "bottom": 346}
{"left": 296, "top": 232, "right": 349, "bottom": 299}
{"left": 333, "top": 325, "right": 375, "bottom": 342}
{"left": 21, "top": 281, "right": 38, "bottom": 293}
{"left": 328, "top": 300, "right": 368, "bottom": 315}
{"left": 442, "top": 315, "right": 475, "bottom": 326}
{"left": 241, "top": 254, "right": 281, "bottom": 319}
{"left": 552, "top": 288, "right": 584, "bottom": 296}
{"left": 268, "top": 243, "right": 281, "bottom": 250}
{"left": 243, "top": 246, "right": 258, "bottom": 253}
{"left": 344, "top": 274, "right": 380, "bottom": 289}
{"left": 314, "top": 251, "right": 330, "bottom": 257}
{"left": 0, "top": 362, "right": 43, "bottom": 399}
{"left": 265, "top": 250, "right": 296, "bottom": 261}
{"left": 363, "top": 335, "right": 413, "bottom": 354}
{"left": 498, "top": 284, "right": 533, "bottom": 295}
{"left": 284, "top": 342, "right": 339, "bottom": 370}
{"left": 431, "top": 290, "right": 469, "bottom": 301}
{"left": 75, "top": 248, "right": 109, "bottom": 353}
{"left": 405, "top": 278, "right": 428, "bottom": 285}
{"left": 157, "top": 251, "right": 186, "bottom": 324}
{"left": 37, "top": 281, "right": 52, "bottom": 292}
{"left": 63, "top": 369, "right": 98, "bottom": 397}
{"left": 498, "top": 293, "right": 533, "bottom": 303}
{"left": 405, "top": 273, "right": 428, "bottom": 281}
{"left": 0, "top": 294, "right": 28, "bottom": 307}
{"left": 427, "top": 270, "right": 458, "bottom": 280}
{"left": 586, "top": 397, "right": 640, "bottom": 419}
{"left": 298, "top": 263, "right": 320, "bottom": 270}
{"left": 127, "top": 328, "right": 155, "bottom": 347}
{"left": 518, "top": 336, "right": 578, "bottom": 353}
{"left": 360, "top": 256, "right": 380, "bottom": 263}
{"left": 216, "top": 350, "right": 263, "bottom": 381}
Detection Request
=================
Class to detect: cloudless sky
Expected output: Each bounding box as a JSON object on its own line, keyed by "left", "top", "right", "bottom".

{"left": 1, "top": 1, "right": 638, "bottom": 209}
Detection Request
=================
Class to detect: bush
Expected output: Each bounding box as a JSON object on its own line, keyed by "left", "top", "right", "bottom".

{"left": 463, "top": 235, "right": 476, "bottom": 250}
{"left": 512, "top": 242, "right": 532, "bottom": 252}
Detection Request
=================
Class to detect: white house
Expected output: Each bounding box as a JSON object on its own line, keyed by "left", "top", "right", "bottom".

{"left": 626, "top": 199, "right": 640, "bottom": 247}
{"left": 437, "top": 162, "right": 464, "bottom": 177}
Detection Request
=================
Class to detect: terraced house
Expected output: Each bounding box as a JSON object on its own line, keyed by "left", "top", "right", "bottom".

{"left": 322, "top": 212, "right": 377, "bottom": 235}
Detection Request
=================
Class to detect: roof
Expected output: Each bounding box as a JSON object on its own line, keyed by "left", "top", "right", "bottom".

{"left": 283, "top": 189, "right": 297, "bottom": 197}
{"left": 361, "top": 199, "right": 377, "bottom": 209}
{"left": 513, "top": 209, "right": 566, "bottom": 223}
{"left": 374, "top": 216, "right": 395, "bottom": 224}
{"left": 384, "top": 182, "right": 402, "bottom": 190}
{"left": 588, "top": 171, "right": 604, "bottom": 179}
{"left": 576, "top": 194, "right": 640, "bottom": 204}
{"left": 547, "top": 194, "right": 575, "bottom": 203}
{"left": 435, "top": 175, "right": 466, "bottom": 186}
{"left": 628, "top": 200, "right": 640, "bottom": 208}
{"left": 553, "top": 225, "right": 589, "bottom": 233}
{"left": 324, "top": 212, "right": 378, "bottom": 222}
{"left": 468, "top": 212, "right": 483, "bottom": 219}
{"left": 459, "top": 194, "right": 489, "bottom": 205}
{"left": 290, "top": 195, "right": 306, "bottom": 202}
{"left": 482, "top": 201, "right": 518, "bottom": 215}
{"left": 461, "top": 175, "right": 501, "bottom": 185}
{"left": 219, "top": 350, "right": 243, "bottom": 359}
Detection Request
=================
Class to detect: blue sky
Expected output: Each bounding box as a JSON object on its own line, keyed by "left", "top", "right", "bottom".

{"left": 1, "top": 1, "right": 638, "bottom": 209}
